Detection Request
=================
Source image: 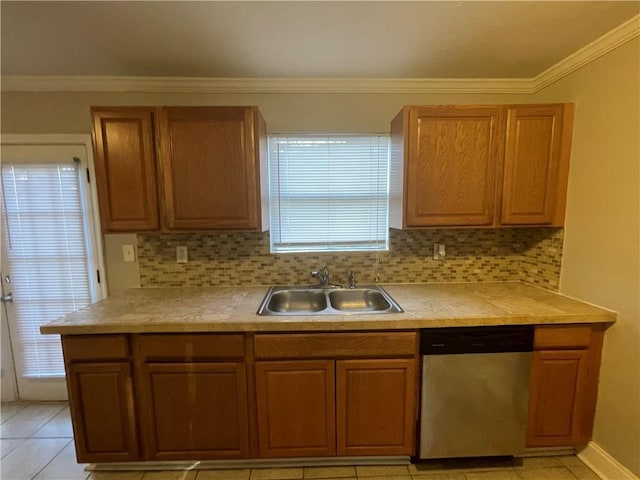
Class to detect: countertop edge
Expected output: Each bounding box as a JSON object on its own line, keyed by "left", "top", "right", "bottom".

{"left": 40, "top": 313, "right": 617, "bottom": 335}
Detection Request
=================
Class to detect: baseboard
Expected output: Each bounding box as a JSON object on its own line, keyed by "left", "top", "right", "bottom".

{"left": 578, "top": 442, "right": 639, "bottom": 480}
{"left": 89, "top": 456, "right": 410, "bottom": 471}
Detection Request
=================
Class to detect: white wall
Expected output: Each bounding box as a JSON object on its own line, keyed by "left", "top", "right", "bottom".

{"left": 534, "top": 38, "right": 640, "bottom": 476}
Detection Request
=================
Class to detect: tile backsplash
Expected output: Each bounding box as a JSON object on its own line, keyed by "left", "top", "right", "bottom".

{"left": 138, "top": 228, "right": 563, "bottom": 290}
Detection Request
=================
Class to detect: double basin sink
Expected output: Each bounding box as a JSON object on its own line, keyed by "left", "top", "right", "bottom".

{"left": 257, "top": 285, "right": 403, "bottom": 316}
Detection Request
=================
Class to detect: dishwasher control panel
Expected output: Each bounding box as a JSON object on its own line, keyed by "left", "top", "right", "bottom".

{"left": 421, "top": 325, "right": 534, "bottom": 354}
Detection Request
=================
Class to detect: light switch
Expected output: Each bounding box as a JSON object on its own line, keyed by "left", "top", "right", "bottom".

{"left": 122, "top": 245, "right": 135, "bottom": 263}
{"left": 176, "top": 246, "right": 188, "bottom": 264}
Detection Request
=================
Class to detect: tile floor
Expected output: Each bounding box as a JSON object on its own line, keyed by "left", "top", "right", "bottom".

{"left": 0, "top": 402, "right": 601, "bottom": 480}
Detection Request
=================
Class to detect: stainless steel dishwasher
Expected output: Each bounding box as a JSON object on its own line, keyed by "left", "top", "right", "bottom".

{"left": 419, "top": 326, "right": 534, "bottom": 459}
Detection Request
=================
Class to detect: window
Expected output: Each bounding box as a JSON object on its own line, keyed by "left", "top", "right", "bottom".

{"left": 268, "top": 135, "right": 389, "bottom": 253}
{"left": 2, "top": 145, "right": 101, "bottom": 380}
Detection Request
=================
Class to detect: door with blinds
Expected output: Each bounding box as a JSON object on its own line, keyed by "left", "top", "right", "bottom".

{"left": 1, "top": 143, "right": 103, "bottom": 399}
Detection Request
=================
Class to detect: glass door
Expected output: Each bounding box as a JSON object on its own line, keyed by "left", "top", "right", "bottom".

{"left": 1, "top": 143, "right": 103, "bottom": 399}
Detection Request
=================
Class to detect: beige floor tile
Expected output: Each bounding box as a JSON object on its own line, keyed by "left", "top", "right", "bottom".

{"left": 250, "top": 468, "right": 304, "bottom": 480}
{"left": 356, "top": 465, "right": 410, "bottom": 477}
{"left": 196, "top": 470, "right": 250, "bottom": 480}
{"left": 361, "top": 477, "right": 411, "bottom": 480}
{"left": 88, "top": 472, "right": 144, "bottom": 480}
{"left": 517, "top": 457, "right": 565, "bottom": 469}
{"left": 0, "top": 437, "right": 69, "bottom": 480}
{"left": 0, "top": 438, "right": 25, "bottom": 459}
{"left": 1, "top": 403, "right": 27, "bottom": 424}
{"left": 33, "top": 440, "right": 88, "bottom": 480}
{"left": 142, "top": 471, "right": 197, "bottom": 480}
{"left": 306, "top": 478, "right": 355, "bottom": 480}
{"left": 565, "top": 465, "right": 600, "bottom": 480}
{"left": 411, "top": 474, "right": 466, "bottom": 480}
{"left": 303, "top": 466, "right": 356, "bottom": 478}
{"left": 0, "top": 403, "right": 66, "bottom": 439}
{"left": 33, "top": 407, "right": 73, "bottom": 438}
{"left": 464, "top": 469, "right": 521, "bottom": 480}
{"left": 558, "top": 456, "right": 584, "bottom": 468}
{"left": 517, "top": 466, "right": 578, "bottom": 480}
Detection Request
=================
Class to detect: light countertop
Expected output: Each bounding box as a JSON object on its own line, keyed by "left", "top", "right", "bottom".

{"left": 40, "top": 282, "right": 616, "bottom": 335}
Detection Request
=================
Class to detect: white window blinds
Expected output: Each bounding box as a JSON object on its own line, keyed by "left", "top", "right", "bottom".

{"left": 269, "top": 135, "right": 389, "bottom": 253}
{"left": 2, "top": 160, "right": 93, "bottom": 378}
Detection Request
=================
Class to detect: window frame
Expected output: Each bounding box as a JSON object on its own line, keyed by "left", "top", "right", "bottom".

{"left": 267, "top": 133, "right": 390, "bottom": 254}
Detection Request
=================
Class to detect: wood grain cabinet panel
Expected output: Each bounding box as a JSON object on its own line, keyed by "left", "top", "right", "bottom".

{"left": 337, "top": 359, "right": 416, "bottom": 456}
{"left": 527, "top": 350, "right": 588, "bottom": 447}
{"left": 255, "top": 360, "right": 336, "bottom": 458}
{"left": 66, "top": 362, "right": 139, "bottom": 463}
{"left": 390, "top": 103, "right": 573, "bottom": 228}
{"left": 391, "top": 106, "right": 503, "bottom": 227}
{"left": 527, "top": 324, "right": 605, "bottom": 448}
{"left": 139, "top": 362, "right": 249, "bottom": 460}
{"left": 158, "top": 106, "right": 266, "bottom": 231}
{"left": 91, "top": 107, "right": 159, "bottom": 232}
{"left": 501, "top": 105, "right": 569, "bottom": 225}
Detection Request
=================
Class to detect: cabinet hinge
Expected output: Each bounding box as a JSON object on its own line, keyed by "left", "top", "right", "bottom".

{"left": 86, "top": 168, "right": 91, "bottom": 184}
{"left": 96, "top": 270, "right": 101, "bottom": 284}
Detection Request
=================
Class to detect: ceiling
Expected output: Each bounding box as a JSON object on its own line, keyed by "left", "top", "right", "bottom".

{"left": 1, "top": 1, "right": 638, "bottom": 79}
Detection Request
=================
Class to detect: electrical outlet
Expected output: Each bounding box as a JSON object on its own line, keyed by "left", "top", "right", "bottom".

{"left": 433, "top": 243, "right": 446, "bottom": 260}
{"left": 176, "top": 246, "right": 188, "bottom": 264}
{"left": 122, "top": 245, "right": 135, "bottom": 263}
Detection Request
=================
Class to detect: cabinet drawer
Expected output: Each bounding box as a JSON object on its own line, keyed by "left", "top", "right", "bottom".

{"left": 137, "top": 334, "right": 245, "bottom": 361}
{"left": 534, "top": 326, "right": 592, "bottom": 350}
{"left": 62, "top": 335, "right": 129, "bottom": 362}
{"left": 254, "top": 332, "right": 417, "bottom": 359}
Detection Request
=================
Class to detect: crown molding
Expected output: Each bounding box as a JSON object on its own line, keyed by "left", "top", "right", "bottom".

{"left": 533, "top": 13, "right": 640, "bottom": 92}
{"left": 0, "top": 76, "right": 535, "bottom": 94}
{"left": 2, "top": 14, "right": 638, "bottom": 95}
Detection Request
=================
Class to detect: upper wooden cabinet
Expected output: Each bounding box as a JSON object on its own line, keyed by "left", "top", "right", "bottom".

{"left": 392, "top": 106, "right": 503, "bottom": 227}
{"left": 502, "top": 105, "right": 570, "bottom": 225}
{"left": 90, "top": 106, "right": 268, "bottom": 232}
{"left": 91, "top": 108, "right": 159, "bottom": 232}
{"left": 158, "top": 107, "right": 267, "bottom": 231}
{"left": 390, "top": 104, "right": 573, "bottom": 228}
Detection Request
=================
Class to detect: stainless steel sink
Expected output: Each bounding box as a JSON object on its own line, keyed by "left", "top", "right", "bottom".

{"left": 329, "top": 289, "right": 391, "bottom": 312}
{"left": 257, "top": 285, "right": 403, "bottom": 316}
{"left": 266, "top": 289, "right": 327, "bottom": 313}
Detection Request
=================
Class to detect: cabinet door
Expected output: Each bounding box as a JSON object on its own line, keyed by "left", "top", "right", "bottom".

{"left": 405, "top": 106, "right": 502, "bottom": 226}
{"left": 66, "top": 362, "right": 139, "bottom": 462}
{"left": 158, "top": 107, "right": 262, "bottom": 230}
{"left": 336, "top": 359, "right": 416, "bottom": 456}
{"left": 501, "top": 105, "right": 565, "bottom": 225}
{"left": 527, "top": 350, "right": 589, "bottom": 447}
{"left": 255, "top": 360, "right": 336, "bottom": 457}
{"left": 91, "top": 108, "right": 159, "bottom": 232}
{"left": 139, "top": 362, "right": 249, "bottom": 460}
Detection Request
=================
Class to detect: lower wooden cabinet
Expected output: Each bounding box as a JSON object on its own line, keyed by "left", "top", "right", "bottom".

{"left": 337, "top": 359, "right": 416, "bottom": 456}
{"left": 527, "top": 350, "right": 589, "bottom": 446}
{"left": 138, "top": 362, "right": 250, "bottom": 460}
{"left": 255, "top": 360, "right": 336, "bottom": 457}
{"left": 60, "top": 327, "right": 606, "bottom": 462}
{"left": 66, "top": 362, "right": 139, "bottom": 462}
{"left": 526, "top": 325, "right": 604, "bottom": 448}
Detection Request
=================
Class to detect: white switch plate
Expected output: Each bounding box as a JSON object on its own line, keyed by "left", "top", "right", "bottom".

{"left": 122, "top": 245, "right": 135, "bottom": 263}
{"left": 433, "top": 243, "right": 446, "bottom": 260}
{"left": 176, "top": 246, "right": 188, "bottom": 264}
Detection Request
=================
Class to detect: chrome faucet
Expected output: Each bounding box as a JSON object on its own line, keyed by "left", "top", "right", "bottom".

{"left": 348, "top": 270, "right": 357, "bottom": 289}
{"left": 311, "top": 266, "right": 330, "bottom": 287}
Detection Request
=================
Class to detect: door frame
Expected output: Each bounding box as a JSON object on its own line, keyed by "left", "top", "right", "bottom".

{"left": 0, "top": 134, "right": 107, "bottom": 400}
